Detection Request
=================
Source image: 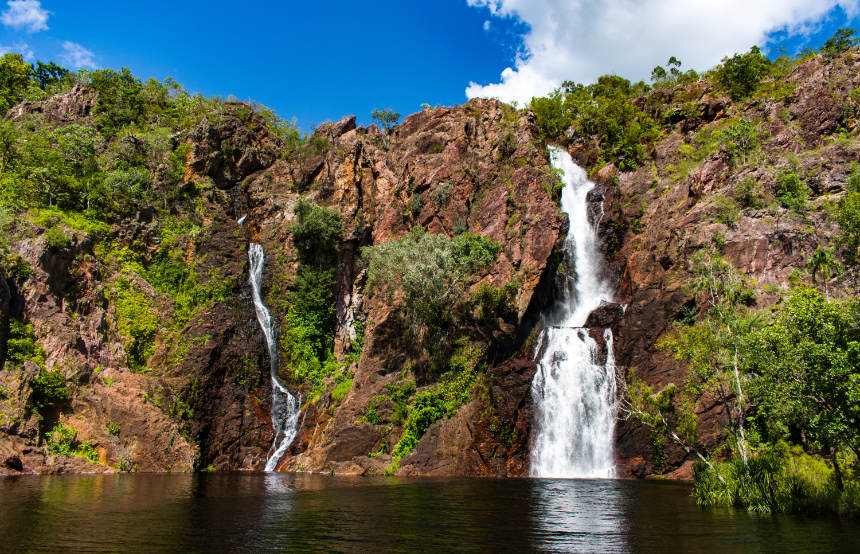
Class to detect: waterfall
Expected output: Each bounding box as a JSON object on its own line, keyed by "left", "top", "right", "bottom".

{"left": 248, "top": 243, "right": 301, "bottom": 472}
{"left": 530, "top": 147, "right": 618, "bottom": 479}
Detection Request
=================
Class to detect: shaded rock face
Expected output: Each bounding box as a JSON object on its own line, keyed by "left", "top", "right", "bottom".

{"left": 590, "top": 52, "right": 860, "bottom": 477}
{"left": 187, "top": 107, "right": 284, "bottom": 189}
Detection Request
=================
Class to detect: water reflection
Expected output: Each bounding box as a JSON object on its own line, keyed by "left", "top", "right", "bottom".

{"left": 0, "top": 474, "right": 858, "bottom": 552}
{"left": 530, "top": 479, "right": 628, "bottom": 552}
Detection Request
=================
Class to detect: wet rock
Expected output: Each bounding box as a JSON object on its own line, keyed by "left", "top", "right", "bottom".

{"left": 584, "top": 302, "right": 625, "bottom": 328}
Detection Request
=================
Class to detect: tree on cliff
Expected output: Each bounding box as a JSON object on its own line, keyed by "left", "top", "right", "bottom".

{"left": 371, "top": 108, "right": 400, "bottom": 149}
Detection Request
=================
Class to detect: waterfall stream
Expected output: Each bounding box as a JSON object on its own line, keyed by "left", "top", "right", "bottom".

{"left": 248, "top": 243, "right": 300, "bottom": 472}
{"left": 530, "top": 147, "right": 618, "bottom": 479}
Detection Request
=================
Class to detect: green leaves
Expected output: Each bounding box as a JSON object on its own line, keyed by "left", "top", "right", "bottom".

{"left": 713, "top": 46, "right": 772, "bottom": 100}
{"left": 363, "top": 227, "right": 500, "bottom": 337}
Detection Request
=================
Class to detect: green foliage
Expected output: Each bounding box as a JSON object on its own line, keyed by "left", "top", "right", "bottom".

{"left": 331, "top": 373, "right": 353, "bottom": 403}
{"left": 773, "top": 170, "right": 809, "bottom": 212}
{"left": 370, "top": 108, "right": 401, "bottom": 131}
{"left": 44, "top": 225, "right": 71, "bottom": 249}
{"left": 30, "top": 371, "right": 70, "bottom": 415}
{"left": 0, "top": 53, "right": 34, "bottom": 114}
{"left": 363, "top": 227, "right": 500, "bottom": 337}
{"left": 88, "top": 68, "right": 145, "bottom": 133}
{"left": 747, "top": 288, "right": 859, "bottom": 455}
{"left": 733, "top": 177, "right": 766, "bottom": 209}
{"left": 713, "top": 195, "right": 740, "bottom": 228}
{"left": 530, "top": 77, "right": 658, "bottom": 170}
{"left": 106, "top": 421, "right": 120, "bottom": 436}
{"left": 391, "top": 342, "right": 483, "bottom": 460}
{"left": 717, "top": 119, "right": 765, "bottom": 165}
{"left": 5, "top": 318, "right": 45, "bottom": 367}
{"left": 650, "top": 56, "right": 699, "bottom": 89}
{"left": 694, "top": 443, "right": 859, "bottom": 515}
{"left": 407, "top": 193, "right": 423, "bottom": 218}
{"left": 806, "top": 247, "right": 841, "bottom": 290}
{"left": 712, "top": 46, "right": 772, "bottom": 100}
{"left": 837, "top": 192, "right": 860, "bottom": 265}
{"left": 47, "top": 423, "right": 100, "bottom": 463}
{"left": 496, "top": 132, "right": 517, "bottom": 160}
{"left": 472, "top": 281, "right": 518, "bottom": 323}
{"left": 290, "top": 199, "right": 342, "bottom": 263}
{"left": 848, "top": 162, "right": 860, "bottom": 193}
{"left": 821, "top": 28, "right": 859, "bottom": 57}
{"left": 113, "top": 278, "right": 159, "bottom": 370}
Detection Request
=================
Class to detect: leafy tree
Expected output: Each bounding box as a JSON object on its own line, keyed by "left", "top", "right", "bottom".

{"left": 713, "top": 46, "right": 772, "bottom": 100}
{"left": 773, "top": 170, "right": 809, "bottom": 212}
{"left": 30, "top": 370, "right": 70, "bottom": 415}
{"left": 371, "top": 108, "right": 401, "bottom": 148}
{"left": 88, "top": 68, "right": 145, "bottom": 133}
{"left": 718, "top": 119, "right": 764, "bottom": 165}
{"left": 821, "top": 28, "right": 859, "bottom": 57}
{"left": 658, "top": 249, "right": 759, "bottom": 465}
{"left": 290, "top": 199, "right": 342, "bottom": 264}
{"left": 747, "top": 288, "right": 860, "bottom": 489}
{"left": 530, "top": 91, "right": 571, "bottom": 138}
{"left": 837, "top": 191, "right": 860, "bottom": 265}
{"left": 806, "top": 247, "right": 840, "bottom": 295}
{"left": 363, "top": 227, "right": 500, "bottom": 339}
{"left": 32, "top": 61, "right": 69, "bottom": 89}
{"left": 0, "top": 53, "right": 34, "bottom": 113}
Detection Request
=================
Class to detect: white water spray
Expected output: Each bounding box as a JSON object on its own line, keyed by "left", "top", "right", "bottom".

{"left": 530, "top": 147, "right": 618, "bottom": 479}
{"left": 248, "top": 243, "right": 300, "bottom": 472}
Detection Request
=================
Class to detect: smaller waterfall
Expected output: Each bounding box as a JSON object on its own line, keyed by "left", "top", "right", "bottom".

{"left": 530, "top": 147, "right": 618, "bottom": 479}
{"left": 248, "top": 243, "right": 300, "bottom": 472}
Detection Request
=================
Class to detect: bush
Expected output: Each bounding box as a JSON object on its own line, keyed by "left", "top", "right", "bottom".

{"left": 363, "top": 227, "right": 500, "bottom": 337}
{"left": 5, "top": 319, "right": 45, "bottom": 367}
{"left": 713, "top": 195, "right": 740, "bottom": 228}
{"left": 733, "top": 177, "right": 766, "bottom": 208}
{"left": 837, "top": 192, "right": 860, "bottom": 265}
{"left": 407, "top": 193, "right": 423, "bottom": 218}
{"left": 694, "top": 443, "right": 859, "bottom": 515}
{"left": 44, "top": 225, "right": 71, "bottom": 249}
{"left": 774, "top": 170, "right": 809, "bottom": 211}
{"left": 290, "top": 199, "right": 342, "bottom": 263}
{"left": 46, "top": 422, "right": 100, "bottom": 463}
{"left": 113, "top": 278, "right": 159, "bottom": 370}
{"left": 30, "top": 370, "right": 70, "bottom": 415}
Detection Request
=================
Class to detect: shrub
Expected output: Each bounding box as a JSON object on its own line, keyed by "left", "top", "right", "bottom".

{"left": 733, "top": 177, "right": 766, "bottom": 208}
{"left": 44, "top": 225, "right": 71, "bottom": 249}
{"left": 113, "top": 278, "right": 159, "bottom": 370}
{"left": 837, "top": 192, "right": 860, "bottom": 265}
{"left": 713, "top": 195, "right": 740, "bottom": 228}
{"left": 773, "top": 170, "right": 809, "bottom": 212}
{"left": 821, "top": 28, "right": 859, "bottom": 58}
{"left": 5, "top": 319, "right": 45, "bottom": 367}
{"left": 363, "top": 227, "right": 500, "bottom": 337}
{"left": 290, "top": 199, "right": 342, "bottom": 263}
{"left": 30, "top": 370, "right": 70, "bottom": 415}
{"left": 718, "top": 119, "right": 764, "bottom": 165}
{"left": 46, "top": 422, "right": 100, "bottom": 463}
{"left": 106, "top": 421, "right": 120, "bottom": 436}
{"left": 407, "top": 193, "right": 423, "bottom": 218}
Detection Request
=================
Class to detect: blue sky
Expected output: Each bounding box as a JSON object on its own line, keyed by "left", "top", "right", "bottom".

{"left": 1, "top": 1, "right": 859, "bottom": 131}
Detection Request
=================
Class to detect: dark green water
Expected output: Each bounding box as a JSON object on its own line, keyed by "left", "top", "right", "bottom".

{"left": 0, "top": 473, "right": 857, "bottom": 552}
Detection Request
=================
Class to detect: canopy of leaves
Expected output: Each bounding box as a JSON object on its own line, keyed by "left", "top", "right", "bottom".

{"left": 713, "top": 46, "right": 772, "bottom": 100}
{"left": 530, "top": 75, "right": 658, "bottom": 170}
{"left": 363, "top": 227, "right": 500, "bottom": 336}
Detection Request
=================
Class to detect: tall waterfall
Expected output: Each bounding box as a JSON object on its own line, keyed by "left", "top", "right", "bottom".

{"left": 248, "top": 243, "right": 300, "bottom": 472}
{"left": 530, "top": 147, "right": 618, "bottom": 479}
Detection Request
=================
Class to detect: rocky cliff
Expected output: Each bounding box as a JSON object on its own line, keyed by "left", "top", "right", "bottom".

{"left": 1, "top": 51, "right": 856, "bottom": 478}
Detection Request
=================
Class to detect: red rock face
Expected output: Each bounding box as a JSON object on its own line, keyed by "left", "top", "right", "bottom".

{"left": 594, "top": 52, "right": 860, "bottom": 477}
{"left": 3, "top": 52, "right": 855, "bottom": 479}
{"left": 244, "top": 99, "right": 565, "bottom": 476}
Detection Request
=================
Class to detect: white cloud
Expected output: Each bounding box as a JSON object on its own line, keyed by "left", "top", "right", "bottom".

{"left": 0, "top": 0, "right": 49, "bottom": 33}
{"left": 483, "top": 20, "right": 491, "bottom": 31}
{"left": 60, "top": 41, "right": 97, "bottom": 69}
{"left": 466, "top": 0, "right": 860, "bottom": 103}
{"left": 0, "top": 41, "right": 34, "bottom": 61}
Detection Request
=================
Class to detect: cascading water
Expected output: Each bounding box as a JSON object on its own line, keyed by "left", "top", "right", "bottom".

{"left": 530, "top": 146, "right": 618, "bottom": 479}
{"left": 248, "top": 243, "right": 301, "bottom": 472}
